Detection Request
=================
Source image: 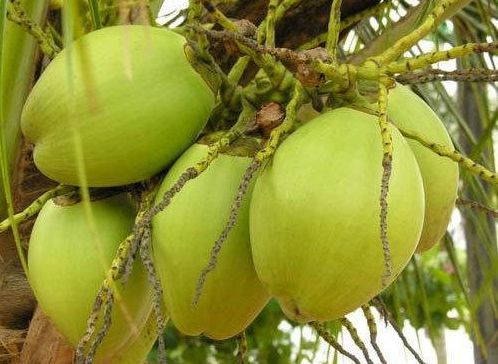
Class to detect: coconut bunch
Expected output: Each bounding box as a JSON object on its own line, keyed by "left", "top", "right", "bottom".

{"left": 18, "top": 16, "right": 460, "bottom": 363}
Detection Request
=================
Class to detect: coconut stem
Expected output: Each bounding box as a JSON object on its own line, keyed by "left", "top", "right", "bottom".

{"left": 195, "top": 25, "right": 291, "bottom": 92}
{"left": 147, "top": 121, "right": 251, "bottom": 222}
{"left": 76, "top": 186, "right": 159, "bottom": 363}
{"left": 369, "top": 0, "right": 460, "bottom": 65}
{"left": 371, "top": 298, "right": 427, "bottom": 364}
{"left": 138, "top": 226, "right": 167, "bottom": 363}
{"left": 236, "top": 331, "right": 248, "bottom": 364}
{"left": 6, "top": 1, "right": 60, "bottom": 59}
{"left": 193, "top": 83, "right": 304, "bottom": 305}
{"left": 386, "top": 40, "right": 498, "bottom": 75}
{"left": 84, "top": 291, "right": 114, "bottom": 364}
{"left": 265, "top": 0, "right": 279, "bottom": 48}
{"left": 299, "top": 1, "right": 390, "bottom": 50}
{"left": 396, "top": 68, "right": 498, "bottom": 84}
{"left": 340, "top": 317, "right": 374, "bottom": 364}
{"left": 309, "top": 322, "right": 361, "bottom": 364}
{"left": 456, "top": 198, "right": 498, "bottom": 218}
{"left": 200, "top": 0, "right": 238, "bottom": 32}
{"left": 361, "top": 305, "right": 387, "bottom": 364}
{"left": 399, "top": 127, "right": 498, "bottom": 186}
{"left": 325, "top": 0, "right": 342, "bottom": 59}
{"left": 0, "top": 185, "right": 76, "bottom": 233}
{"left": 378, "top": 76, "right": 393, "bottom": 288}
{"left": 193, "top": 158, "right": 261, "bottom": 306}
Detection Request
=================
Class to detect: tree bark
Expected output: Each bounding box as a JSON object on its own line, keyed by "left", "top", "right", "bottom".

{"left": 19, "top": 308, "right": 74, "bottom": 364}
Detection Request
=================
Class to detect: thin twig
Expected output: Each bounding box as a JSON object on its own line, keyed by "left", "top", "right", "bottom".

{"left": 397, "top": 68, "right": 498, "bottom": 84}
{"left": 0, "top": 185, "right": 76, "bottom": 233}
{"left": 372, "top": 298, "right": 427, "bottom": 364}
{"left": 361, "top": 305, "right": 387, "bottom": 364}
{"left": 340, "top": 317, "right": 374, "bottom": 364}
{"left": 193, "top": 159, "right": 261, "bottom": 305}
{"left": 456, "top": 198, "right": 498, "bottom": 219}
{"left": 309, "top": 322, "right": 361, "bottom": 364}
{"left": 6, "top": 1, "right": 60, "bottom": 59}
{"left": 236, "top": 331, "right": 248, "bottom": 364}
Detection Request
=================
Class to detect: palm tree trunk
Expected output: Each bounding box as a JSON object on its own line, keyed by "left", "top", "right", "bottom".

{"left": 459, "top": 81, "right": 498, "bottom": 364}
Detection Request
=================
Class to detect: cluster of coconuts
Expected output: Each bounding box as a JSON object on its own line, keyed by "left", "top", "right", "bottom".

{"left": 21, "top": 24, "right": 458, "bottom": 360}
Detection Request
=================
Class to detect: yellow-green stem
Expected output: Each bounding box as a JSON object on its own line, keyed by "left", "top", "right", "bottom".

{"left": 370, "top": 0, "right": 460, "bottom": 65}
{"left": 326, "top": 0, "right": 343, "bottom": 59}
{"left": 0, "top": 185, "right": 76, "bottom": 233}
{"left": 201, "top": 0, "right": 238, "bottom": 31}
{"left": 386, "top": 41, "right": 498, "bottom": 74}
{"left": 378, "top": 76, "right": 393, "bottom": 287}
{"left": 400, "top": 128, "right": 498, "bottom": 186}
{"left": 265, "top": 0, "right": 279, "bottom": 47}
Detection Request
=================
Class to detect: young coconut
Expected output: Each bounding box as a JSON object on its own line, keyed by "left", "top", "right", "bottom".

{"left": 249, "top": 108, "right": 425, "bottom": 322}
{"left": 152, "top": 136, "right": 269, "bottom": 340}
{"left": 387, "top": 85, "right": 458, "bottom": 252}
{"left": 21, "top": 25, "right": 215, "bottom": 187}
{"left": 28, "top": 194, "right": 153, "bottom": 362}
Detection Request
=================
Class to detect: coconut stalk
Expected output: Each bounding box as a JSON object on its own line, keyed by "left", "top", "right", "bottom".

{"left": 349, "top": 0, "right": 474, "bottom": 64}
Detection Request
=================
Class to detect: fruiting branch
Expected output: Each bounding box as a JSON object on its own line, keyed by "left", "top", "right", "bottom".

{"left": 326, "top": 0, "right": 343, "bottom": 59}
{"left": 6, "top": 1, "right": 60, "bottom": 59}
{"left": 76, "top": 186, "right": 159, "bottom": 363}
{"left": 193, "top": 84, "right": 304, "bottom": 305}
{"left": 256, "top": 0, "right": 305, "bottom": 43}
{"left": 196, "top": 27, "right": 288, "bottom": 92}
{"left": 370, "top": 0, "right": 461, "bottom": 65}
{"left": 84, "top": 291, "right": 114, "bottom": 364}
{"left": 309, "top": 321, "right": 361, "bottom": 364}
{"left": 378, "top": 76, "right": 394, "bottom": 287}
{"left": 75, "top": 236, "right": 132, "bottom": 362}
{"left": 146, "top": 125, "right": 248, "bottom": 221}
{"left": 200, "top": 0, "right": 239, "bottom": 32}
{"left": 193, "top": 158, "right": 261, "bottom": 305}
{"left": 396, "top": 68, "right": 498, "bottom": 84}
{"left": 236, "top": 331, "right": 248, "bottom": 364}
{"left": 371, "top": 298, "right": 427, "bottom": 364}
{"left": 361, "top": 305, "right": 387, "bottom": 364}
{"left": 385, "top": 41, "right": 498, "bottom": 75}
{"left": 138, "top": 226, "right": 167, "bottom": 363}
{"left": 456, "top": 198, "right": 498, "bottom": 219}
{"left": 299, "top": 0, "right": 390, "bottom": 50}
{"left": 0, "top": 185, "right": 76, "bottom": 233}
{"left": 265, "top": 0, "right": 279, "bottom": 47}
{"left": 399, "top": 127, "right": 498, "bottom": 186}
{"left": 340, "top": 317, "right": 374, "bottom": 364}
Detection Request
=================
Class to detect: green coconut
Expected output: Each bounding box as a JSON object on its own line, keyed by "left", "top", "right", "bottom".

{"left": 28, "top": 194, "right": 152, "bottom": 362}
{"left": 152, "top": 140, "right": 269, "bottom": 340}
{"left": 21, "top": 25, "right": 214, "bottom": 187}
{"left": 387, "top": 85, "right": 458, "bottom": 252}
{"left": 249, "top": 107, "right": 425, "bottom": 322}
